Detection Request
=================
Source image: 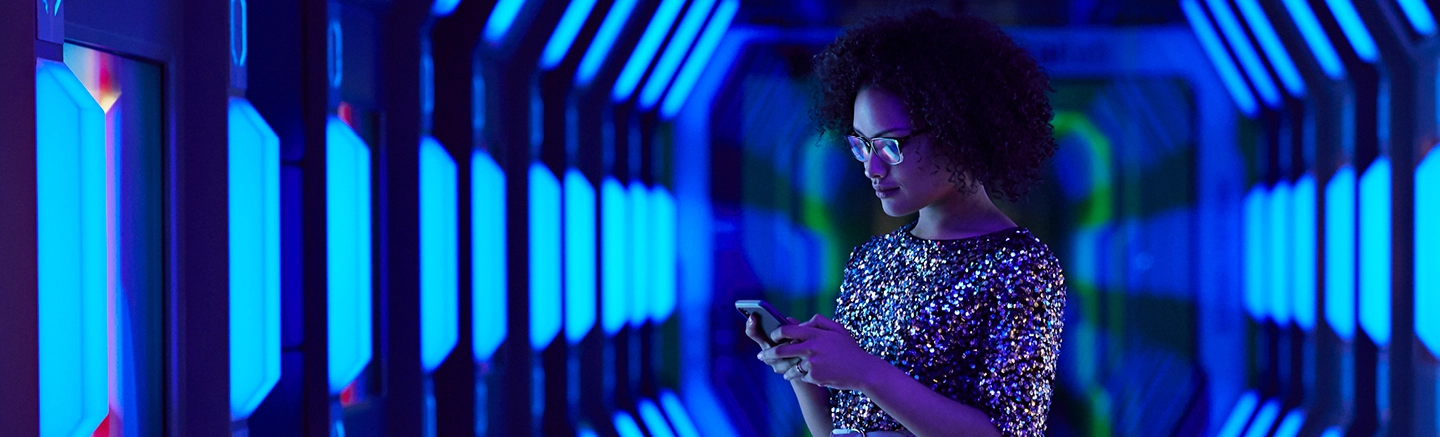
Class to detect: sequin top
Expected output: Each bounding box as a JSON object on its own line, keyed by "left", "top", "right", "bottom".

{"left": 829, "top": 222, "right": 1066, "bottom": 436}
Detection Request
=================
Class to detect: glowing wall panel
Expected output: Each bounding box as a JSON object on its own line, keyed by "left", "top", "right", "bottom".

{"left": 1359, "top": 157, "right": 1391, "bottom": 345}
{"left": 1418, "top": 151, "right": 1439, "bottom": 355}
{"left": 565, "top": 170, "right": 597, "bottom": 343}
{"left": 1183, "top": 0, "right": 1258, "bottom": 116}
{"left": 1216, "top": 391, "right": 1259, "bottom": 437}
{"left": 472, "top": 151, "right": 507, "bottom": 360}
{"left": 601, "top": 177, "right": 629, "bottom": 334}
{"left": 628, "top": 181, "right": 651, "bottom": 325}
{"left": 530, "top": 164, "right": 563, "bottom": 349}
{"left": 227, "top": 98, "right": 282, "bottom": 418}
{"left": 1269, "top": 182, "right": 1292, "bottom": 324}
{"left": 612, "top": 0, "right": 687, "bottom": 102}
{"left": 1325, "top": 167, "right": 1357, "bottom": 340}
{"left": 325, "top": 117, "right": 373, "bottom": 393}
{"left": 650, "top": 187, "right": 677, "bottom": 321}
{"left": 659, "top": 391, "right": 701, "bottom": 437}
{"left": 637, "top": 399, "right": 676, "bottom": 437}
{"left": 1293, "top": 175, "right": 1317, "bottom": 330}
{"left": 420, "top": 137, "right": 458, "bottom": 372}
{"left": 638, "top": 0, "right": 717, "bottom": 109}
{"left": 660, "top": 0, "right": 738, "bottom": 119}
{"left": 1243, "top": 186, "right": 1267, "bottom": 320}
{"left": 36, "top": 59, "right": 109, "bottom": 437}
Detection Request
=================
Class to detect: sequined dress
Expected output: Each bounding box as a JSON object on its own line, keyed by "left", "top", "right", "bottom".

{"left": 829, "top": 222, "right": 1066, "bottom": 436}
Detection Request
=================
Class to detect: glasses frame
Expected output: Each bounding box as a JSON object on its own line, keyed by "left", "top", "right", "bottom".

{"left": 847, "top": 126, "right": 930, "bottom": 165}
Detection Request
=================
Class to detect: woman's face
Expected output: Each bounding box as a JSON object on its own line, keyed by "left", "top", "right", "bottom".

{"left": 852, "top": 86, "right": 960, "bottom": 217}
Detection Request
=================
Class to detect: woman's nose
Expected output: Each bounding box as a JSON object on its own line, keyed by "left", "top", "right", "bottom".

{"left": 863, "top": 151, "right": 888, "bottom": 180}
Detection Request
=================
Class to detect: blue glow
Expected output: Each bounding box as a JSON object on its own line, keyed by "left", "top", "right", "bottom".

{"left": 660, "top": 0, "right": 737, "bottom": 118}
{"left": 420, "top": 138, "right": 459, "bottom": 372}
{"left": 227, "top": 99, "right": 282, "bottom": 418}
{"left": 484, "top": 0, "right": 529, "bottom": 45}
{"left": 529, "top": 163, "right": 563, "bottom": 350}
{"left": 326, "top": 117, "right": 374, "bottom": 393}
{"left": 472, "top": 151, "right": 507, "bottom": 361}
{"left": 1216, "top": 391, "right": 1259, "bottom": 437}
{"left": 35, "top": 60, "right": 109, "bottom": 437}
{"left": 615, "top": 412, "right": 644, "bottom": 437}
{"left": 638, "top": 399, "right": 677, "bottom": 437}
{"left": 601, "top": 177, "right": 629, "bottom": 334}
{"left": 1325, "top": 166, "right": 1357, "bottom": 340}
{"left": 575, "top": 0, "right": 640, "bottom": 86}
{"left": 1324, "top": 0, "right": 1378, "bottom": 63}
{"left": 611, "top": 0, "right": 688, "bottom": 102}
{"left": 1235, "top": 0, "right": 1305, "bottom": 97}
{"left": 1418, "top": 151, "right": 1440, "bottom": 356}
{"left": 1273, "top": 409, "right": 1306, "bottom": 437}
{"left": 1320, "top": 427, "right": 1343, "bottom": 437}
{"left": 628, "top": 181, "right": 651, "bottom": 325}
{"left": 1281, "top": 0, "right": 1346, "bottom": 79}
{"left": 541, "top": 0, "right": 601, "bottom": 70}
{"left": 1398, "top": 0, "right": 1438, "bottom": 35}
{"left": 231, "top": 0, "right": 248, "bottom": 67}
{"left": 1244, "top": 186, "right": 1268, "bottom": 320}
{"left": 1183, "top": 0, "right": 1259, "bottom": 116}
{"left": 650, "top": 187, "right": 677, "bottom": 321}
{"left": 1269, "top": 182, "right": 1293, "bottom": 324}
{"left": 1206, "top": 0, "right": 1282, "bottom": 107}
{"left": 637, "top": 0, "right": 717, "bottom": 109}
{"left": 564, "top": 170, "right": 597, "bottom": 343}
{"left": 1243, "top": 399, "right": 1281, "bottom": 437}
{"left": 431, "top": 0, "right": 460, "bottom": 17}
{"left": 659, "top": 391, "right": 701, "bottom": 437}
{"left": 1359, "top": 157, "right": 1392, "bottom": 345}
{"left": 1293, "top": 175, "right": 1318, "bottom": 331}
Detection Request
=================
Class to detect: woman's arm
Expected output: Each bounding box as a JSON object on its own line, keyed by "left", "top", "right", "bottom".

{"left": 857, "top": 364, "right": 998, "bottom": 437}
{"left": 747, "top": 314, "right": 835, "bottom": 436}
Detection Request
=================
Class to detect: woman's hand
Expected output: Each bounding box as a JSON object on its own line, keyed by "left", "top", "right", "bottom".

{"left": 744, "top": 314, "right": 805, "bottom": 377}
{"left": 759, "top": 315, "right": 890, "bottom": 392}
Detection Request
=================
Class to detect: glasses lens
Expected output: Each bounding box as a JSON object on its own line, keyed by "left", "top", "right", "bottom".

{"left": 847, "top": 136, "right": 869, "bottom": 162}
{"left": 875, "top": 138, "right": 903, "bottom": 164}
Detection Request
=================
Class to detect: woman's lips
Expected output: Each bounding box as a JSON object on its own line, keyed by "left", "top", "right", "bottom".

{"left": 875, "top": 186, "right": 899, "bottom": 198}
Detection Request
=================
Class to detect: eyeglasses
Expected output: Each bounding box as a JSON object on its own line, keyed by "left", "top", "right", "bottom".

{"left": 847, "top": 127, "right": 929, "bottom": 165}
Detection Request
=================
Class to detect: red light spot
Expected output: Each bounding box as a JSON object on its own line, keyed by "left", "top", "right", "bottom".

{"left": 338, "top": 102, "right": 355, "bottom": 127}
{"left": 340, "top": 381, "right": 359, "bottom": 407}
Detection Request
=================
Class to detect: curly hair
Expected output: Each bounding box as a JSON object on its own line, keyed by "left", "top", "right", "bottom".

{"left": 813, "top": 8, "right": 1057, "bottom": 201}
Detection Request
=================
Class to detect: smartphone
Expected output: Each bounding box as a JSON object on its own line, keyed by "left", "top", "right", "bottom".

{"left": 735, "top": 300, "right": 792, "bottom": 345}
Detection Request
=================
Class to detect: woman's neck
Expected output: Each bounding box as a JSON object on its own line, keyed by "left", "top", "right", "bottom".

{"left": 912, "top": 187, "right": 1016, "bottom": 240}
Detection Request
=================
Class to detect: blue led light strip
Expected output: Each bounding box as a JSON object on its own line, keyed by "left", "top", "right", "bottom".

{"left": 1268, "top": 182, "right": 1293, "bottom": 324}
{"left": 638, "top": 0, "right": 718, "bottom": 109}
{"left": 420, "top": 137, "right": 459, "bottom": 372}
{"left": 1273, "top": 409, "right": 1306, "bottom": 437}
{"left": 325, "top": 116, "right": 374, "bottom": 393}
{"left": 564, "top": 169, "right": 598, "bottom": 343}
{"left": 228, "top": 99, "right": 282, "bottom": 418}
{"left": 650, "top": 187, "right": 677, "bottom": 321}
{"left": 1417, "top": 150, "right": 1439, "bottom": 356}
{"left": 1242, "top": 399, "right": 1281, "bottom": 437}
{"left": 431, "top": 0, "right": 460, "bottom": 17}
{"left": 472, "top": 151, "right": 508, "bottom": 361}
{"left": 1325, "top": 166, "right": 1357, "bottom": 340}
{"left": 575, "top": 0, "right": 640, "bottom": 86}
{"left": 1398, "top": 0, "right": 1438, "bottom": 35}
{"left": 1281, "top": 0, "right": 1345, "bottom": 79}
{"left": 1215, "top": 391, "right": 1259, "bottom": 437}
{"left": 36, "top": 59, "right": 109, "bottom": 437}
{"left": 1235, "top": 0, "right": 1304, "bottom": 97}
{"left": 529, "top": 163, "right": 563, "bottom": 350}
{"left": 1292, "top": 175, "right": 1317, "bottom": 331}
{"left": 1323, "top": 0, "right": 1378, "bottom": 63}
{"left": 628, "top": 181, "right": 651, "bottom": 325}
{"left": 541, "top": 0, "right": 602, "bottom": 70}
{"left": 1183, "top": 0, "right": 1259, "bottom": 117}
{"left": 1359, "top": 157, "right": 1392, "bottom": 345}
{"left": 660, "top": 0, "right": 738, "bottom": 118}
{"left": 659, "top": 391, "right": 701, "bottom": 437}
{"left": 614, "top": 412, "right": 644, "bottom": 437}
{"left": 1243, "top": 186, "right": 1268, "bottom": 320}
{"left": 601, "top": 177, "right": 630, "bottom": 334}
{"left": 612, "top": 0, "right": 688, "bottom": 102}
{"left": 1206, "top": 0, "right": 1282, "bottom": 107}
{"left": 484, "top": 0, "right": 530, "bottom": 45}
{"left": 637, "top": 399, "right": 677, "bottom": 437}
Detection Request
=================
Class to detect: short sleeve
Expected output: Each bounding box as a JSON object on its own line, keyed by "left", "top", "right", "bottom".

{"left": 975, "top": 247, "right": 1066, "bottom": 436}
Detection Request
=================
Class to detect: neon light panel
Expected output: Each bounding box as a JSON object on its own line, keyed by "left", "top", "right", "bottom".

{"left": 484, "top": 0, "right": 530, "bottom": 45}
{"left": 1244, "top": 186, "right": 1267, "bottom": 320}
{"left": 614, "top": 412, "right": 644, "bottom": 437}
{"left": 529, "top": 163, "right": 562, "bottom": 349}
{"left": 575, "top": 0, "right": 640, "bottom": 86}
{"left": 659, "top": 391, "right": 701, "bottom": 437}
{"left": 637, "top": 399, "right": 676, "bottom": 437}
{"left": 1235, "top": 0, "right": 1304, "bottom": 96}
{"left": 1359, "top": 157, "right": 1391, "bottom": 345}
{"left": 660, "top": 0, "right": 737, "bottom": 119}
{"left": 1243, "top": 399, "right": 1281, "bottom": 437}
{"left": 1325, "top": 166, "right": 1357, "bottom": 340}
{"left": 1324, "top": 0, "right": 1378, "bottom": 63}
{"left": 1183, "top": 0, "right": 1259, "bottom": 117}
{"left": 1206, "top": 0, "right": 1282, "bottom": 107}
{"left": 565, "top": 169, "right": 597, "bottom": 343}
{"left": 472, "top": 151, "right": 507, "bottom": 360}
{"left": 1293, "top": 175, "right": 1317, "bottom": 330}
{"left": 1273, "top": 409, "right": 1306, "bottom": 437}
{"left": 650, "top": 187, "right": 677, "bottom": 321}
{"left": 36, "top": 59, "right": 109, "bottom": 437}
{"left": 420, "top": 137, "right": 458, "bottom": 372}
{"left": 628, "top": 181, "right": 650, "bottom": 325}
{"left": 612, "top": 0, "right": 687, "bottom": 102}
{"left": 227, "top": 98, "right": 281, "bottom": 418}
{"left": 325, "top": 116, "right": 373, "bottom": 393}
{"left": 1281, "top": 0, "right": 1345, "bottom": 79}
{"left": 1216, "top": 391, "right": 1259, "bottom": 437}
{"left": 1398, "top": 0, "right": 1438, "bottom": 36}
{"left": 1269, "top": 182, "right": 1293, "bottom": 324}
{"left": 601, "top": 177, "right": 629, "bottom": 334}
{"left": 541, "top": 0, "right": 601, "bottom": 70}
{"left": 638, "top": 0, "right": 717, "bottom": 109}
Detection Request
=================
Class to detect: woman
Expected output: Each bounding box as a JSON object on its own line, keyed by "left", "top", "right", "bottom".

{"left": 744, "top": 9, "right": 1065, "bottom": 437}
